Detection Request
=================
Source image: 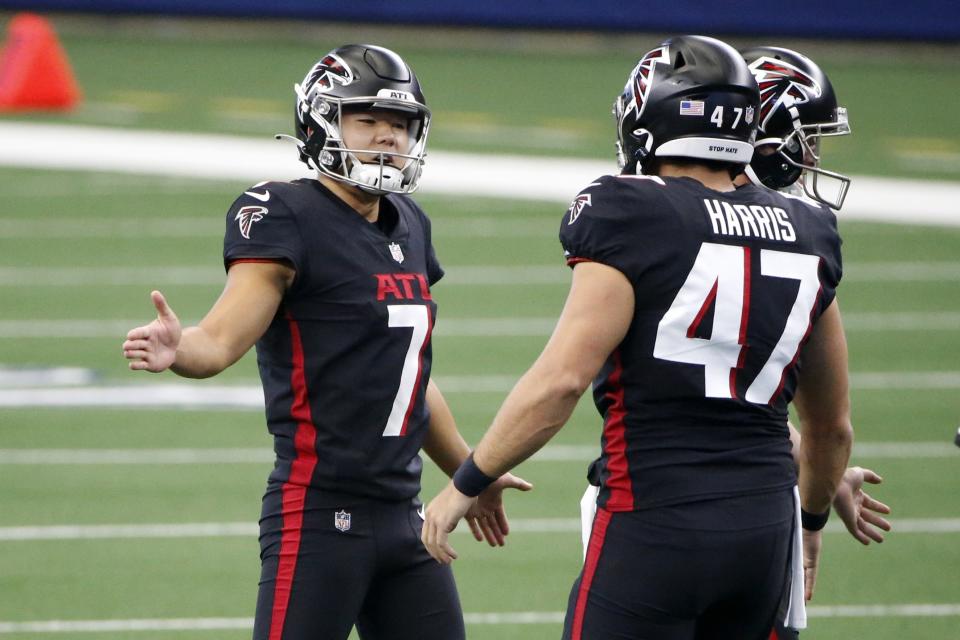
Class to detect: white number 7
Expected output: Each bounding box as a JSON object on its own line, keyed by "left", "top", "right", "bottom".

{"left": 653, "top": 243, "right": 821, "bottom": 404}
{"left": 383, "top": 304, "right": 431, "bottom": 436}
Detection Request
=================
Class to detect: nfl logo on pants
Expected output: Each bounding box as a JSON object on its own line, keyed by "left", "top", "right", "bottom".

{"left": 334, "top": 509, "right": 351, "bottom": 532}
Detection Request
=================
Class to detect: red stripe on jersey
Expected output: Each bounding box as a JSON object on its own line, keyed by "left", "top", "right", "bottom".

{"left": 687, "top": 278, "right": 718, "bottom": 338}
{"left": 268, "top": 315, "right": 319, "bottom": 640}
{"left": 768, "top": 275, "right": 824, "bottom": 405}
{"left": 600, "top": 351, "right": 633, "bottom": 511}
{"left": 571, "top": 508, "right": 612, "bottom": 640}
{"left": 768, "top": 628, "right": 780, "bottom": 640}
{"left": 566, "top": 257, "right": 594, "bottom": 266}
{"left": 730, "top": 247, "right": 752, "bottom": 398}
{"left": 227, "top": 258, "right": 286, "bottom": 267}
{"left": 399, "top": 306, "right": 434, "bottom": 436}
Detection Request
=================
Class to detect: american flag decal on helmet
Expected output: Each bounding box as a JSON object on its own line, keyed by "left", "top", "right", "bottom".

{"left": 304, "top": 53, "right": 354, "bottom": 93}
{"left": 748, "top": 57, "right": 823, "bottom": 131}
{"left": 235, "top": 205, "right": 267, "bottom": 239}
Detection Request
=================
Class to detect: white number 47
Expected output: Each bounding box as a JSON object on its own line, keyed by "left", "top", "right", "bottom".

{"left": 710, "top": 106, "right": 744, "bottom": 128}
{"left": 653, "top": 242, "right": 821, "bottom": 404}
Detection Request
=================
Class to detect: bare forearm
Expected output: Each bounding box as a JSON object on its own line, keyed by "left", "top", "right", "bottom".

{"left": 794, "top": 299, "right": 853, "bottom": 513}
{"left": 473, "top": 366, "right": 583, "bottom": 477}
{"left": 798, "top": 421, "right": 853, "bottom": 513}
{"left": 169, "top": 326, "right": 235, "bottom": 379}
{"left": 422, "top": 381, "right": 471, "bottom": 477}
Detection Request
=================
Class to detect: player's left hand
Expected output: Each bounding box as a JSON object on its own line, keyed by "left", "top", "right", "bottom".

{"left": 465, "top": 472, "right": 533, "bottom": 546}
{"left": 802, "top": 528, "right": 822, "bottom": 601}
{"left": 422, "top": 481, "right": 475, "bottom": 564}
{"left": 832, "top": 466, "right": 892, "bottom": 545}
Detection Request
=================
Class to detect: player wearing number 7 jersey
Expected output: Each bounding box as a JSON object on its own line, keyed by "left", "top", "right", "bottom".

{"left": 121, "top": 44, "right": 530, "bottom": 640}
{"left": 422, "top": 35, "right": 853, "bottom": 640}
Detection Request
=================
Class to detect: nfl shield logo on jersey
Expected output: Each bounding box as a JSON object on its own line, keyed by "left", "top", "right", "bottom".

{"left": 388, "top": 242, "right": 405, "bottom": 264}
{"left": 334, "top": 509, "right": 351, "bottom": 532}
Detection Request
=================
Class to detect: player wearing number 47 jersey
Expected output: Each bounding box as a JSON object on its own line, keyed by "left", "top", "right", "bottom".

{"left": 423, "top": 35, "right": 854, "bottom": 640}
{"left": 122, "top": 44, "right": 530, "bottom": 640}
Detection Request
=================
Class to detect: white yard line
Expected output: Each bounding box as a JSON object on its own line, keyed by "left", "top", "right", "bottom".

{"left": 1, "top": 122, "right": 959, "bottom": 225}
{"left": 3, "top": 262, "right": 960, "bottom": 287}
{"left": 0, "top": 371, "right": 959, "bottom": 408}
{"left": 0, "top": 518, "right": 957, "bottom": 542}
{"left": 0, "top": 441, "right": 952, "bottom": 465}
{"left": 0, "top": 310, "right": 956, "bottom": 339}
{"left": 6, "top": 604, "right": 955, "bottom": 633}
{"left": 0, "top": 217, "right": 550, "bottom": 240}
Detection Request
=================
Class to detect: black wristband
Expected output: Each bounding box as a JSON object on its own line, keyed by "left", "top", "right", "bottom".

{"left": 452, "top": 452, "right": 497, "bottom": 498}
{"left": 801, "top": 507, "right": 831, "bottom": 531}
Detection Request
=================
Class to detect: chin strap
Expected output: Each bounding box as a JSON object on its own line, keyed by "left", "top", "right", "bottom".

{"left": 349, "top": 162, "right": 404, "bottom": 193}
{"left": 275, "top": 133, "right": 321, "bottom": 172}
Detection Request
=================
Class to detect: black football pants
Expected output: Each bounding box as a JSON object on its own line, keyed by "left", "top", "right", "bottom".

{"left": 563, "top": 490, "right": 795, "bottom": 640}
{"left": 253, "top": 496, "right": 464, "bottom": 640}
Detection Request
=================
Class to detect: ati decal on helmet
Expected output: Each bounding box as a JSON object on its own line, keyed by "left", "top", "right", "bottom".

{"left": 235, "top": 205, "right": 267, "bottom": 240}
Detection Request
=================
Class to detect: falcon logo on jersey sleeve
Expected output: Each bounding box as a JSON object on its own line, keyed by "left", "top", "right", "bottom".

{"left": 567, "top": 193, "right": 592, "bottom": 226}
{"left": 235, "top": 205, "right": 268, "bottom": 239}
{"left": 748, "top": 57, "right": 822, "bottom": 131}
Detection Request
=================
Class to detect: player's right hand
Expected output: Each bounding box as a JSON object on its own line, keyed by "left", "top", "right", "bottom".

{"left": 122, "top": 290, "right": 182, "bottom": 373}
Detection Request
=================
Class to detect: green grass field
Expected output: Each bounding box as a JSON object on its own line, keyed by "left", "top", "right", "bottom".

{"left": 1, "top": 14, "right": 959, "bottom": 640}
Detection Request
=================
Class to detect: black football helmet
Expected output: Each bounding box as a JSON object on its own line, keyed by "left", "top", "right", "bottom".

{"left": 614, "top": 35, "right": 760, "bottom": 175}
{"left": 741, "top": 46, "right": 851, "bottom": 209}
{"left": 281, "top": 44, "right": 430, "bottom": 195}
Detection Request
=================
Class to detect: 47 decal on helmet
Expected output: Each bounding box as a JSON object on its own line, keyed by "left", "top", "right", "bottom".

{"left": 613, "top": 36, "right": 759, "bottom": 174}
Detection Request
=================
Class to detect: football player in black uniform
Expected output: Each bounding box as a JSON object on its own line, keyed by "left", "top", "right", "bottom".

{"left": 423, "top": 35, "right": 855, "bottom": 639}
{"left": 122, "top": 44, "right": 530, "bottom": 640}
{"left": 737, "top": 45, "right": 891, "bottom": 639}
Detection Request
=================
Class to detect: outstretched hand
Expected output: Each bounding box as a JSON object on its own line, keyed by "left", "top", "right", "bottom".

{"left": 465, "top": 472, "right": 533, "bottom": 546}
{"left": 422, "top": 472, "right": 534, "bottom": 564}
{"left": 833, "top": 466, "right": 892, "bottom": 545}
{"left": 122, "top": 291, "right": 182, "bottom": 373}
{"left": 422, "top": 481, "right": 474, "bottom": 564}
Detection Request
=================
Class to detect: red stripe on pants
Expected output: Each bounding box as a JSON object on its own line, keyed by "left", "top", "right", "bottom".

{"left": 571, "top": 508, "right": 612, "bottom": 640}
{"left": 269, "top": 317, "right": 319, "bottom": 640}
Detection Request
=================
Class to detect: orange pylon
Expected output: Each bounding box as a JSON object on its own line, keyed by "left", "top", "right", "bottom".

{"left": 0, "top": 12, "right": 82, "bottom": 111}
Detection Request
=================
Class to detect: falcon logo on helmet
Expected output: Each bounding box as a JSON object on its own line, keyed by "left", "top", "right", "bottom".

{"left": 749, "top": 58, "right": 823, "bottom": 131}
{"left": 303, "top": 54, "right": 354, "bottom": 93}
{"left": 235, "top": 205, "right": 267, "bottom": 240}
{"left": 628, "top": 46, "right": 670, "bottom": 118}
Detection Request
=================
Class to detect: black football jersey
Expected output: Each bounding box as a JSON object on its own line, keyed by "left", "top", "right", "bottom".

{"left": 223, "top": 179, "right": 443, "bottom": 505}
{"left": 561, "top": 175, "right": 842, "bottom": 511}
